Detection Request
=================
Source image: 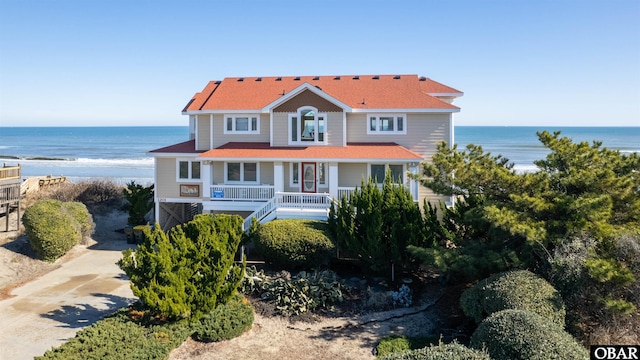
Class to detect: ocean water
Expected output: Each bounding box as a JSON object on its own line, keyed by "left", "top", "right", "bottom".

{"left": 456, "top": 126, "right": 640, "bottom": 172}
{"left": 0, "top": 126, "right": 638, "bottom": 183}
{"left": 0, "top": 127, "right": 188, "bottom": 184}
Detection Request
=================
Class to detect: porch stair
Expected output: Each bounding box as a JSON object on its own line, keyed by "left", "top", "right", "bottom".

{"left": 242, "top": 192, "right": 333, "bottom": 231}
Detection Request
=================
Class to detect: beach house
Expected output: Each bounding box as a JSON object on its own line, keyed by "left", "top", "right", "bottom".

{"left": 150, "top": 75, "right": 462, "bottom": 231}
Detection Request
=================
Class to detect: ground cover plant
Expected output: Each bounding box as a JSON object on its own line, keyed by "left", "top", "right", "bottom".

{"left": 378, "top": 340, "right": 490, "bottom": 360}
{"left": 375, "top": 335, "right": 437, "bottom": 358}
{"left": 36, "top": 305, "right": 193, "bottom": 360}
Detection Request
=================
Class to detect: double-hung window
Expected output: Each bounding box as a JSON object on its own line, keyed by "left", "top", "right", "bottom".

{"left": 224, "top": 115, "right": 260, "bottom": 134}
{"left": 370, "top": 164, "right": 404, "bottom": 184}
{"left": 289, "top": 107, "right": 327, "bottom": 144}
{"left": 226, "top": 162, "right": 258, "bottom": 183}
{"left": 367, "top": 114, "right": 406, "bottom": 135}
{"left": 177, "top": 159, "right": 201, "bottom": 181}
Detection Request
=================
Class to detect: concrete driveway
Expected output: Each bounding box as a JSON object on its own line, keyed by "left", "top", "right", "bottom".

{"left": 0, "top": 239, "right": 136, "bottom": 360}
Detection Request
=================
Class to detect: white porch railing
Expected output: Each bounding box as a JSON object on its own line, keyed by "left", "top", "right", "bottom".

{"left": 210, "top": 184, "right": 274, "bottom": 201}
{"left": 243, "top": 192, "right": 333, "bottom": 230}
{"left": 337, "top": 187, "right": 355, "bottom": 200}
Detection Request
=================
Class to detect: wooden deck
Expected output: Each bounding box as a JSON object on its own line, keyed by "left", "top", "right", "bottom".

{"left": 1, "top": 165, "right": 22, "bottom": 232}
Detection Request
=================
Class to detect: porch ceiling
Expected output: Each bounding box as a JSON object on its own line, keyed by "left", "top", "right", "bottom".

{"left": 198, "top": 142, "right": 424, "bottom": 162}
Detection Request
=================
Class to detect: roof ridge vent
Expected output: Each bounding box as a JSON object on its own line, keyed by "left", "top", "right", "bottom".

{"left": 373, "top": 75, "right": 379, "bottom": 80}
{"left": 256, "top": 77, "right": 262, "bottom": 81}
{"left": 276, "top": 77, "right": 282, "bottom": 81}
{"left": 393, "top": 75, "right": 401, "bottom": 79}
{"left": 238, "top": 77, "right": 244, "bottom": 82}
{"left": 419, "top": 76, "right": 427, "bottom": 81}
{"left": 294, "top": 76, "right": 301, "bottom": 81}
{"left": 353, "top": 75, "right": 359, "bottom": 80}
{"left": 334, "top": 76, "right": 340, "bottom": 80}
{"left": 313, "top": 76, "right": 320, "bottom": 80}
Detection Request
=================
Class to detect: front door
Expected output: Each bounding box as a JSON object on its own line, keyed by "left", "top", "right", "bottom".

{"left": 302, "top": 162, "right": 316, "bottom": 193}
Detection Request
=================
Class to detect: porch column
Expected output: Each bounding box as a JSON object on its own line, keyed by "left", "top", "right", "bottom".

{"left": 201, "top": 161, "right": 212, "bottom": 198}
{"left": 329, "top": 162, "right": 338, "bottom": 199}
{"left": 274, "top": 161, "right": 284, "bottom": 192}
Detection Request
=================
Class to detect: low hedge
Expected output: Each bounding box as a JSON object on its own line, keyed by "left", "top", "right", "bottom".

{"left": 192, "top": 293, "right": 254, "bottom": 342}
{"left": 470, "top": 309, "right": 588, "bottom": 360}
{"left": 36, "top": 306, "right": 192, "bottom": 360}
{"left": 254, "top": 219, "right": 335, "bottom": 269}
{"left": 23, "top": 199, "right": 82, "bottom": 262}
{"left": 378, "top": 341, "right": 490, "bottom": 360}
{"left": 460, "top": 270, "right": 566, "bottom": 327}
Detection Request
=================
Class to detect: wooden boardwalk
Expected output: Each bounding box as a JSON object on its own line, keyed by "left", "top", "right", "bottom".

{"left": 1, "top": 165, "right": 67, "bottom": 232}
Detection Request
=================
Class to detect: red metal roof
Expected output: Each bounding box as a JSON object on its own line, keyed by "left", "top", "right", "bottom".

{"left": 197, "top": 142, "right": 423, "bottom": 161}
{"left": 184, "top": 75, "right": 461, "bottom": 112}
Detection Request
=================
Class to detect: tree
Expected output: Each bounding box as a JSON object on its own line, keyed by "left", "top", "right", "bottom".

{"left": 411, "top": 130, "right": 640, "bottom": 325}
{"left": 123, "top": 181, "right": 154, "bottom": 225}
{"left": 118, "top": 214, "right": 245, "bottom": 320}
{"left": 329, "top": 171, "right": 425, "bottom": 275}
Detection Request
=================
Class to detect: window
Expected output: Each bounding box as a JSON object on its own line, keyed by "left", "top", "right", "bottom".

{"left": 367, "top": 114, "right": 406, "bottom": 134}
{"left": 370, "top": 164, "right": 404, "bottom": 184}
{"left": 289, "top": 107, "right": 327, "bottom": 144}
{"left": 318, "top": 163, "right": 326, "bottom": 186}
{"left": 290, "top": 162, "right": 326, "bottom": 187}
{"left": 177, "top": 160, "right": 201, "bottom": 181}
{"left": 224, "top": 115, "right": 260, "bottom": 134}
{"left": 225, "top": 162, "right": 259, "bottom": 183}
{"left": 290, "top": 163, "right": 299, "bottom": 187}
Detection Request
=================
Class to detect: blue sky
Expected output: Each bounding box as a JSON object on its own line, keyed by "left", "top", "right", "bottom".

{"left": 0, "top": 0, "right": 638, "bottom": 127}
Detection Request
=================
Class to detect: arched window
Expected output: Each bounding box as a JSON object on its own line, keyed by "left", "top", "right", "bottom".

{"left": 288, "top": 106, "right": 327, "bottom": 144}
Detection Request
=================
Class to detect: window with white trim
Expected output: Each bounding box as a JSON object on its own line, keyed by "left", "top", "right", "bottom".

{"left": 288, "top": 107, "right": 327, "bottom": 144}
{"left": 367, "top": 114, "right": 406, "bottom": 134}
{"left": 289, "top": 162, "right": 326, "bottom": 187}
{"left": 290, "top": 163, "right": 299, "bottom": 187}
{"left": 224, "top": 115, "right": 260, "bottom": 134}
{"left": 370, "top": 164, "right": 404, "bottom": 184}
{"left": 177, "top": 160, "right": 201, "bottom": 181}
{"left": 225, "top": 162, "right": 259, "bottom": 183}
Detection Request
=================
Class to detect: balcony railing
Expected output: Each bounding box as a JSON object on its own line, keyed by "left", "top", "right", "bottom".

{"left": 210, "top": 184, "right": 274, "bottom": 201}
{"left": 0, "top": 165, "right": 20, "bottom": 181}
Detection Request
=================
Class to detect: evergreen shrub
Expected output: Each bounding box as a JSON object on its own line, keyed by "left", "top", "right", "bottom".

{"left": 36, "top": 306, "right": 192, "bottom": 360}
{"left": 375, "top": 335, "right": 437, "bottom": 358}
{"left": 470, "top": 309, "right": 588, "bottom": 360}
{"left": 61, "top": 201, "right": 95, "bottom": 242}
{"left": 23, "top": 199, "right": 82, "bottom": 262}
{"left": 254, "top": 219, "right": 335, "bottom": 269}
{"left": 460, "top": 270, "right": 566, "bottom": 327}
{"left": 378, "top": 341, "right": 490, "bottom": 360}
{"left": 118, "top": 214, "right": 245, "bottom": 320}
{"left": 192, "top": 294, "right": 254, "bottom": 342}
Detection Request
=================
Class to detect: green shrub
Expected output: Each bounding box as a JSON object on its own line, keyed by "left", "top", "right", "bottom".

{"left": 254, "top": 219, "right": 335, "bottom": 270}
{"left": 23, "top": 199, "right": 81, "bottom": 262}
{"left": 470, "top": 309, "right": 588, "bottom": 360}
{"left": 61, "top": 201, "right": 95, "bottom": 242}
{"left": 376, "top": 335, "right": 437, "bottom": 358}
{"left": 118, "top": 214, "right": 245, "bottom": 320}
{"left": 36, "top": 306, "right": 192, "bottom": 360}
{"left": 122, "top": 181, "right": 154, "bottom": 225}
{"left": 192, "top": 293, "right": 254, "bottom": 342}
{"left": 460, "top": 270, "right": 566, "bottom": 327}
{"left": 378, "top": 341, "right": 490, "bottom": 360}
